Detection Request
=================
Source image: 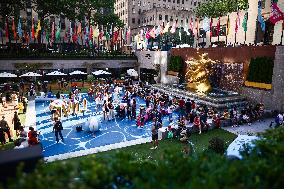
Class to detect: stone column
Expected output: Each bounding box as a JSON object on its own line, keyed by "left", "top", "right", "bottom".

{"left": 272, "top": 46, "right": 284, "bottom": 111}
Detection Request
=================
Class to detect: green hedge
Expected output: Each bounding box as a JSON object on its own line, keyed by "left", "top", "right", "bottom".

{"left": 247, "top": 57, "right": 274, "bottom": 84}
{"left": 168, "top": 56, "right": 183, "bottom": 72}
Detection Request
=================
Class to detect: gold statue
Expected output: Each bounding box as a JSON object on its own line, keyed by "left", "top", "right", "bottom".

{"left": 185, "top": 53, "right": 217, "bottom": 94}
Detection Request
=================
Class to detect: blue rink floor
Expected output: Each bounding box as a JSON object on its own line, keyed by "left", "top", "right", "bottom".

{"left": 36, "top": 94, "right": 178, "bottom": 157}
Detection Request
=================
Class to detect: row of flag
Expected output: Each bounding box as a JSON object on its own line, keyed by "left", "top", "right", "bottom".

{"left": 136, "top": 0, "right": 284, "bottom": 42}
{"left": 1, "top": 1, "right": 283, "bottom": 44}
{"left": 2, "top": 17, "right": 132, "bottom": 46}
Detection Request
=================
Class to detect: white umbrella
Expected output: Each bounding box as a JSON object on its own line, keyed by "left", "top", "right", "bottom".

{"left": 20, "top": 72, "right": 42, "bottom": 77}
{"left": 93, "top": 70, "right": 111, "bottom": 76}
{"left": 69, "top": 70, "right": 87, "bottom": 75}
{"left": 0, "top": 72, "right": 17, "bottom": 78}
{"left": 46, "top": 71, "right": 67, "bottom": 76}
{"left": 127, "top": 69, "right": 138, "bottom": 77}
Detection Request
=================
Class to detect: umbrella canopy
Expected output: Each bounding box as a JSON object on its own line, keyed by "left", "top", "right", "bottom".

{"left": 69, "top": 70, "right": 87, "bottom": 75}
{"left": 93, "top": 70, "right": 111, "bottom": 76}
{"left": 0, "top": 72, "right": 17, "bottom": 78}
{"left": 46, "top": 71, "right": 67, "bottom": 76}
{"left": 127, "top": 69, "right": 138, "bottom": 77}
{"left": 20, "top": 72, "right": 42, "bottom": 77}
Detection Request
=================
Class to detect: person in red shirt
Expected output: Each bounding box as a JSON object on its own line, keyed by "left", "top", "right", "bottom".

{"left": 179, "top": 98, "right": 185, "bottom": 116}
{"left": 194, "top": 115, "right": 202, "bottom": 134}
{"left": 28, "top": 127, "right": 39, "bottom": 146}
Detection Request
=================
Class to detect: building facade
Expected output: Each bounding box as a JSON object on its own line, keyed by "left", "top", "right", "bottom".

{"left": 114, "top": 0, "right": 206, "bottom": 29}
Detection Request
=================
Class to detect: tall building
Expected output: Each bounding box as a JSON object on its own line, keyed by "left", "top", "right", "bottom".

{"left": 114, "top": 0, "right": 206, "bottom": 30}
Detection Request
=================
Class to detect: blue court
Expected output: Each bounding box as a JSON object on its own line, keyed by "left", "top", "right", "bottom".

{"left": 36, "top": 94, "right": 178, "bottom": 157}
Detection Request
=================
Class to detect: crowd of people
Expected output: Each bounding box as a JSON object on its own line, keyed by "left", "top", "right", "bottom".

{"left": 0, "top": 78, "right": 280, "bottom": 151}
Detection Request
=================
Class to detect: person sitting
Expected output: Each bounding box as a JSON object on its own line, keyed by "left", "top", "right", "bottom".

{"left": 28, "top": 127, "right": 39, "bottom": 146}
{"left": 194, "top": 115, "right": 202, "bottom": 134}
{"left": 213, "top": 114, "right": 221, "bottom": 129}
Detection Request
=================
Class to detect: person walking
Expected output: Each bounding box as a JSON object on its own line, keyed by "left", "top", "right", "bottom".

{"left": 53, "top": 118, "right": 64, "bottom": 143}
{"left": 0, "top": 116, "right": 13, "bottom": 143}
{"left": 151, "top": 117, "right": 161, "bottom": 150}
{"left": 12, "top": 111, "right": 21, "bottom": 137}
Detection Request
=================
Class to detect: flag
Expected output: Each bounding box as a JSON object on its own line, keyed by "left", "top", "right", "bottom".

{"left": 17, "top": 17, "right": 22, "bottom": 38}
{"left": 184, "top": 22, "right": 190, "bottom": 35}
{"left": 258, "top": 0, "right": 266, "bottom": 32}
{"left": 235, "top": 12, "right": 240, "bottom": 33}
{"left": 56, "top": 22, "right": 61, "bottom": 42}
{"left": 226, "top": 15, "right": 230, "bottom": 35}
{"left": 155, "top": 25, "right": 161, "bottom": 37}
{"left": 35, "top": 20, "right": 41, "bottom": 39}
{"left": 45, "top": 29, "right": 50, "bottom": 42}
{"left": 73, "top": 24, "right": 78, "bottom": 43}
{"left": 216, "top": 17, "right": 221, "bottom": 36}
{"left": 5, "top": 18, "right": 9, "bottom": 40}
{"left": 242, "top": 12, "right": 248, "bottom": 32}
{"left": 77, "top": 23, "right": 81, "bottom": 34}
{"left": 269, "top": 3, "right": 284, "bottom": 24}
{"left": 145, "top": 28, "right": 151, "bottom": 39}
{"left": 203, "top": 17, "right": 210, "bottom": 32}
{"left": 51, "top": 22, "right": 55, "bottom": 42}
{"left": 210, "top": 18, "right": 213, "bottom": 37}
{"left": 93, "top": 25, "right": 99, "bottom": 38}
{"left": 12, "top": 18, "right": 17, "bottom": 40}
{"left": 163, "top": 22, "right": 170, "bottom": 33}
{"left": 149, "top": 27, "right": 155, "bottom": 38}
{"left": 31, "top": 18, "right": 35, "bottom": 39}
{"left": 69, "top": 21, "right": 73, "bottom": 39}
{"left": 106, "top": 31, "right": 109, "bottom": 40}
{"left": 89, "top": 25, "right": 93, "bottom": 40}
{"left": 189, "top": 17, "right": 194, "bottom": 32}
{"left": 170, "top": 21, "right": 177, "bottom": 33}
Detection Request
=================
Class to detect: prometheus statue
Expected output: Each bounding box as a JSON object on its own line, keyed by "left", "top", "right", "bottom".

{"left": 185, "top": 53, "right": 217, "bottom": 93}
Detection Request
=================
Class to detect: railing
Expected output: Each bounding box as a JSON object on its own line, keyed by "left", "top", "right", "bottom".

{"left": 0, "top": 44, "right": 137, "bottom": 60}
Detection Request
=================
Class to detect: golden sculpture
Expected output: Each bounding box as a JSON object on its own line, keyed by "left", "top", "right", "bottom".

{"left": 185, "top": 53, "right": 217, "bottom": 94}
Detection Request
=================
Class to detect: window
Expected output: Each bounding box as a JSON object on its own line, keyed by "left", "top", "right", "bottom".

{"left": 138, "top": 19, "right": 140, "bottom": 24}
{"left": 165, "top": 15, "right": 168, "bottom": 21}
{"left": 132, "top": 8, "right": 135, "bottom": 14}
{"left": 132, "top": 18, "right": 135, "bottom": 24}
{"left": 159, "top": 14, "right": 162, "bottom": 20}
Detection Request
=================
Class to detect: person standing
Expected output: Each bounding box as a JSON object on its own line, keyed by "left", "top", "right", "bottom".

{"left": 0, "top": 116, "right": 13, "bottom": 143}
{"left": 53, "top": 118, "right": 64, "bottom": 143}
{"left": 12, "top": 111, "right": 21, "bottom": 137}
{"left": 151, "top": 117, "right": 161, "bottom": 150}
{"left": 131, "top": 98, "right": 137, "bottom": 119}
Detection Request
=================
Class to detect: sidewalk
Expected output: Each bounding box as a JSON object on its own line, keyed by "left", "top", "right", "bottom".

{"left": 24, "top": 100, "right": 36, "bottom": 129}
{"left": 223, "top": 118, "right": 273, "bottom": 136}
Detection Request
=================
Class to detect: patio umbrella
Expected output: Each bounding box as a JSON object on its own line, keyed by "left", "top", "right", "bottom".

{"left": 127, "top": 69, "right": 138, "bottom": 77}
{"left": 46, "top": 71, "right": 67, "bottom": 76}
{"left": 0, "top": 72, "right": 17, "bottom": 78}
{"left": 93, "top": 70, "right": 111, "bottom": 76}
{"left": 20, "top": 72, "right": 42, "bottom": 77}
{"left": 69, "top": 70, "right": 87, "bottom": 75}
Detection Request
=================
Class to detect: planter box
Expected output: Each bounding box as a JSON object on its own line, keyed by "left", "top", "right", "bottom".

{"left": 167, "top": 71, "right": 179, "bottom": 76}
{"left": 244, "top": 81, "right": 272, "bottom": 90}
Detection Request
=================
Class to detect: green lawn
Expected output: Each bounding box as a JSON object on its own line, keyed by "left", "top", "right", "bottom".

{"left": 49, "top": 129, "right": 236, "bottom": 166}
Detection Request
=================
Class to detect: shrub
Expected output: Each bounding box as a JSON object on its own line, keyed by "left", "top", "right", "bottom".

{"left": 208, "top": 137, "right": 225, "bottom": 154}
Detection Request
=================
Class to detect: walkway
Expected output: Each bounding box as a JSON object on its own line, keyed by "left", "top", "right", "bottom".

{"left": 223, "top": 118, "right": 273, "bottom": 136}
{"left": 24, "top": 99, "right": 36, "bottom": 129}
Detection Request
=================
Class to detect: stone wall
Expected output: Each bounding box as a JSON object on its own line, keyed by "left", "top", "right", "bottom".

{"left": 135, "top": 51, "right": 179, "bottom": 84}
{"left": 0, "top": 59, "right": 138, "bottom": 74}
{"left": 171, "top": 45, "right": 276, "bottom": 79}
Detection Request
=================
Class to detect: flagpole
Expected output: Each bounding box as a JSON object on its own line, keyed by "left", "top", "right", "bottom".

{"left": 244, "top": 12, "right": 248, "bottom": 44}
{"left": 281, "top": 28, "right": 284, "bottom": 45}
